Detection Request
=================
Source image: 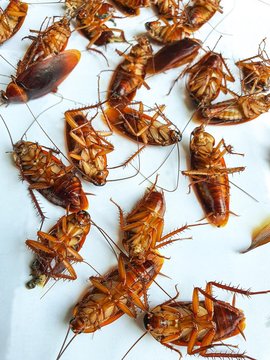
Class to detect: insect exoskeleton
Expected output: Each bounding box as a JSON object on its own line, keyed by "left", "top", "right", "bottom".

{"left": 197, "top": 92, "right": 270, "bottom": 125}
{"left": 108, "top": 36, "right": 153, "bottom": 108}
{"left": 182, "top": 126, "right": 245, "bottom": 227}
{"left": 105, "top": 102, "right": 182, "bottom": 146}
{"left": 65, "top": 107, "right": 114, "bottom": 186}
{"left": 151, "top": 0, "right": 178, "bottom": 19}
{"left": 0, "top": 0, "right": 28, "bottom": 45}
{"left": 186, "top": 51, "right": 235, "bottom": 105}
{"left": 16, "top": 17, "right": 71, "bottom": 75}
{"left": 142, "top": 282, "right": 270, "bottom": 359}
{"left": 12, "top": 140, "right": 88, "bottom": 220}
{"left": 236, "top": 40, "right": 270, "bottom": 93}
{"left": 1, "top": 50, "right": 81, "bottom": 103}
{"left": 26, "top": 211, "right": 91, "bottom": 288}
{"left": 146, "top": 38, "right": 201, "bottom": 74}
{"left": 111, "top": 0, "right": 151, "bottom": 16}
{"left": 75, "top": 1, "right": 126, "bottom": 47}
{"left": 181, "top": 0, "right": 223, "bottom": 32}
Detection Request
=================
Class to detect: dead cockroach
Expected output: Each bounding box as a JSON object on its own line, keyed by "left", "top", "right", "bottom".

{"left": 75, "top": 1, "right": 126, "bottom": 47}
{"left": 111, "top": 0, "right": 151, "bottom": 16}
{"left": 26, "top": 211, "right": 91, "bottom": 288}
{"left": 65, "top": 0, "right": 84, "bottom": 16}
{"left": 16, "top": 17, "right": 71, "bottom": 75}
{"left": 182, "top": 126, "right": 245, "bottom": 227}
{"left": 197, "top": 92, "right": 270, "bottom": 125}
{"left": 1, "top": 49, "right": 81, "bottom": 103}
{"left": 139, "top": 282, "right": 270, "bottom": 359}
{"left": 145, "top": 17, "right": 192, "bottom": 44}
{"left": 56, "top": 253, "right": 164, "bottom": 359}
{"left": 181, "top": 0, "right": 223, "bottom": 32}
{"left": 105, "top": 102, "right": 182, "bottom": 146}
{"left": 10, "top": 139, "right": 88, "bottom": 222}
{"left": 65, "top": 107, "right": 114, "bottom": 186}
{"left": 108, "top": 36, "right": 153, "bottom": 109}
{"left": 236, "top": 40, "right": 270, "bottom": 93}
{"left": 0, "top": 0, "right": 28, "bottom": 45}
{"left": 151, "top": 0, "right": 179, "bottom": 19}
{"left": 146, "top": 38, "right": 201, "bottom": 74}
{"left": 186, "top": 51, "right": 235, "bottom": 105}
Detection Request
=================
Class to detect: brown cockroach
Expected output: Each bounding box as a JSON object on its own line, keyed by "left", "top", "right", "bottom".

{"left": 197, "top": 92, "right": 270, "bottom": 125}
{"left": 186, "top": 51, "right": 235, "bottom": 105}
{"left": 108, "top": 36, "right": 153, "bottom": 109}
{"left": 26, "top": 211, "right": 91, "bottom": 288}
{"left": 65, "top": 0, "right": 84, "bottom": 16}
{"left": 236, "top": 40, "right": 270, "bottom": 93}
{"left": 75, "top": 1, "right": 126, "bottom": 47}
{"left": 145, "top": 17, "right": 192, "bottom": 44}
{"left": 105, "top": 102, "right": 182, "bottom": 146}
{"left": 146, "top": 37, "right": 201, "bottom": 74}
{"left": 56, "top": 253, "right": 164, "bottom": 359}
{"left": 65, "top": 107, "right": 114, "bottom": 186}
{"left": 16, "top": 17, "right": 71, "bottom": 75}
{"left": 151, "top": 0, "right": 179, "bottom": 19}
{"left": 182, "top": 126, "right": 245, "bottom": 227}
{"left": 111, "top": 0, "right": 151, "bottom": 16}
{"left": 0, "top": 0, "right": 28, "bottom": 45}
{"left": 11, "top": 139, "right": 88, "bottom": 222}
{"left": 1, "top": 49, "right": 81, "bottom": 103}
{"left": 181, "top": 0, "right": 223, "bottom": 32}
{"left": 139, "top": 282, "right": 270, "bottom": 359}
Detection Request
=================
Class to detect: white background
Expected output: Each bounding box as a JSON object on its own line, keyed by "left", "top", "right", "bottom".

{"left": 1, "top": 0, "right": 270, "bottom": 359}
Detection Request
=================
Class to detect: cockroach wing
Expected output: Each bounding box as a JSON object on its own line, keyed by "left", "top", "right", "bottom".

{"left": 5, "top": 50, "right": 81, "bottom": 102}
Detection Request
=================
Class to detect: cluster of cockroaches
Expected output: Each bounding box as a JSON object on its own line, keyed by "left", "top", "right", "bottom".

{"left": 1, "top": 0, "right": 270, "bottom": 359}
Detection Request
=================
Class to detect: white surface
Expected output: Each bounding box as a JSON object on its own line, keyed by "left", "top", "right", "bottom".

{"left": 1, "top": 1, "right": 270, "bottom": 359}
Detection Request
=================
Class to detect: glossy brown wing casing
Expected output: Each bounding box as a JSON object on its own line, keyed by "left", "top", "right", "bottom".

{"left": 112, "top": 0, "right": 150, "bottom": 16}
{"left": 3, "top": 50, "right": 81, "bottom": 103}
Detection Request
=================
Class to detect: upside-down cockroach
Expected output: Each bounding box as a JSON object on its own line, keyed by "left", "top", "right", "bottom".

{"left": 1, "top": 49, "right": 81, "bottom": 103}
{"left": 111, "top": 0, "right": 150, "bottom": 16}
{"left": 146, "top": 38, "right": 201, "bottom": 74}
{"left": 182, "top": 126, "right": 245, "bottom": 227}
{"left": 105, "top": 102, "right": 182, "bottom": 146}
{"left": 16, "top": 17, "right": 71, "bottom": 75}
{"left": 145, "top": 17, "right": 192, "bottom": 44}
{"left": 75, "top": 1, "right": 125, "bottom": 47}
{"left": 65, "top": 107, "right": 114, "bottom": 186}
{"left": 186, "top": 51, "right": 235, "bottom": 105}
{"left": 56, "top": 253, "right": 164, "bottom": 359}
{"left": 108, "top": 36, "right": 153, "bottom": 108}
{"left": 11, "top": 139, "right": 88, "bottom": 222}
{"left": 26, "top": 211, "right": 91, "bottom": 288}
{"left": 181, "top": 0, "right": 223, "bottom": 32}
{"left": 0, "top": 0, "right": 28, "bottom": 45}
{"left": 236, "top": 40, "right": 270, "bottom": 93}
{"left": 151, "top": 0, "right": 179, "bottom": 19}
{"left": 139, "top": 282, "right": 270, "bottom": 359}
{"left": 197, "top": 92, "right": 270, "bottom": 125}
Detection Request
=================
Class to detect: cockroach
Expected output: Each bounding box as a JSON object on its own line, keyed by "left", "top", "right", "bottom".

{"left": 11, "top": 139, "right": 88, "bottom": 222}
{"left": 145, "top": 17, "right": 192, "bottom": 44}
{"left": 105, "top": 102, "right": 182, "bottom": 146}
{"left": 236, "top": 40, "right": 270, "bottom": 93}
{"left": 0, "top": 0, "right": 28, "bottom": 45}
{"left": 108, "top": 36, "right": 153, "bottom": 108}
{"left": 140, "top": 282, "right": 270, "bottom": 359}
{"left": 146, "top": 38, "right": 201, "bottom": 74}
{"left": 182, "top": 126, "right": 245, "bottom": 227}
{"left": 75, "top": 1, "right": 126, "bottom": 47}
{"left": 111, "top": 0, "right": 151, "bottom": 16}
{"left": 65, "top": 0, "right": 84, "bottom": 16}
{"left": 197, "top": 92, "right": 270, "bottom": 125}
{"left": 56, "top": 253, "right": 164, "bottom": 359}
{"left": 1, "top": 49, "right": 81, "bottom": 103}
{"left": 26, "top": 211, "right": 91, "bottom": 288}
{"left": 65, "top": 107, "right": 114, "bottom": 186}
{"left": 16, "top": 17, "right": 71, "bottom": 75}
{"left": 151, "top": 0, "right": 179, "bottom": 19}
{"left": 186, "top": 51, "right": 235, "bottom": 105}
{"left": 181, "top": 0, "right": 223, "bottom": 32}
